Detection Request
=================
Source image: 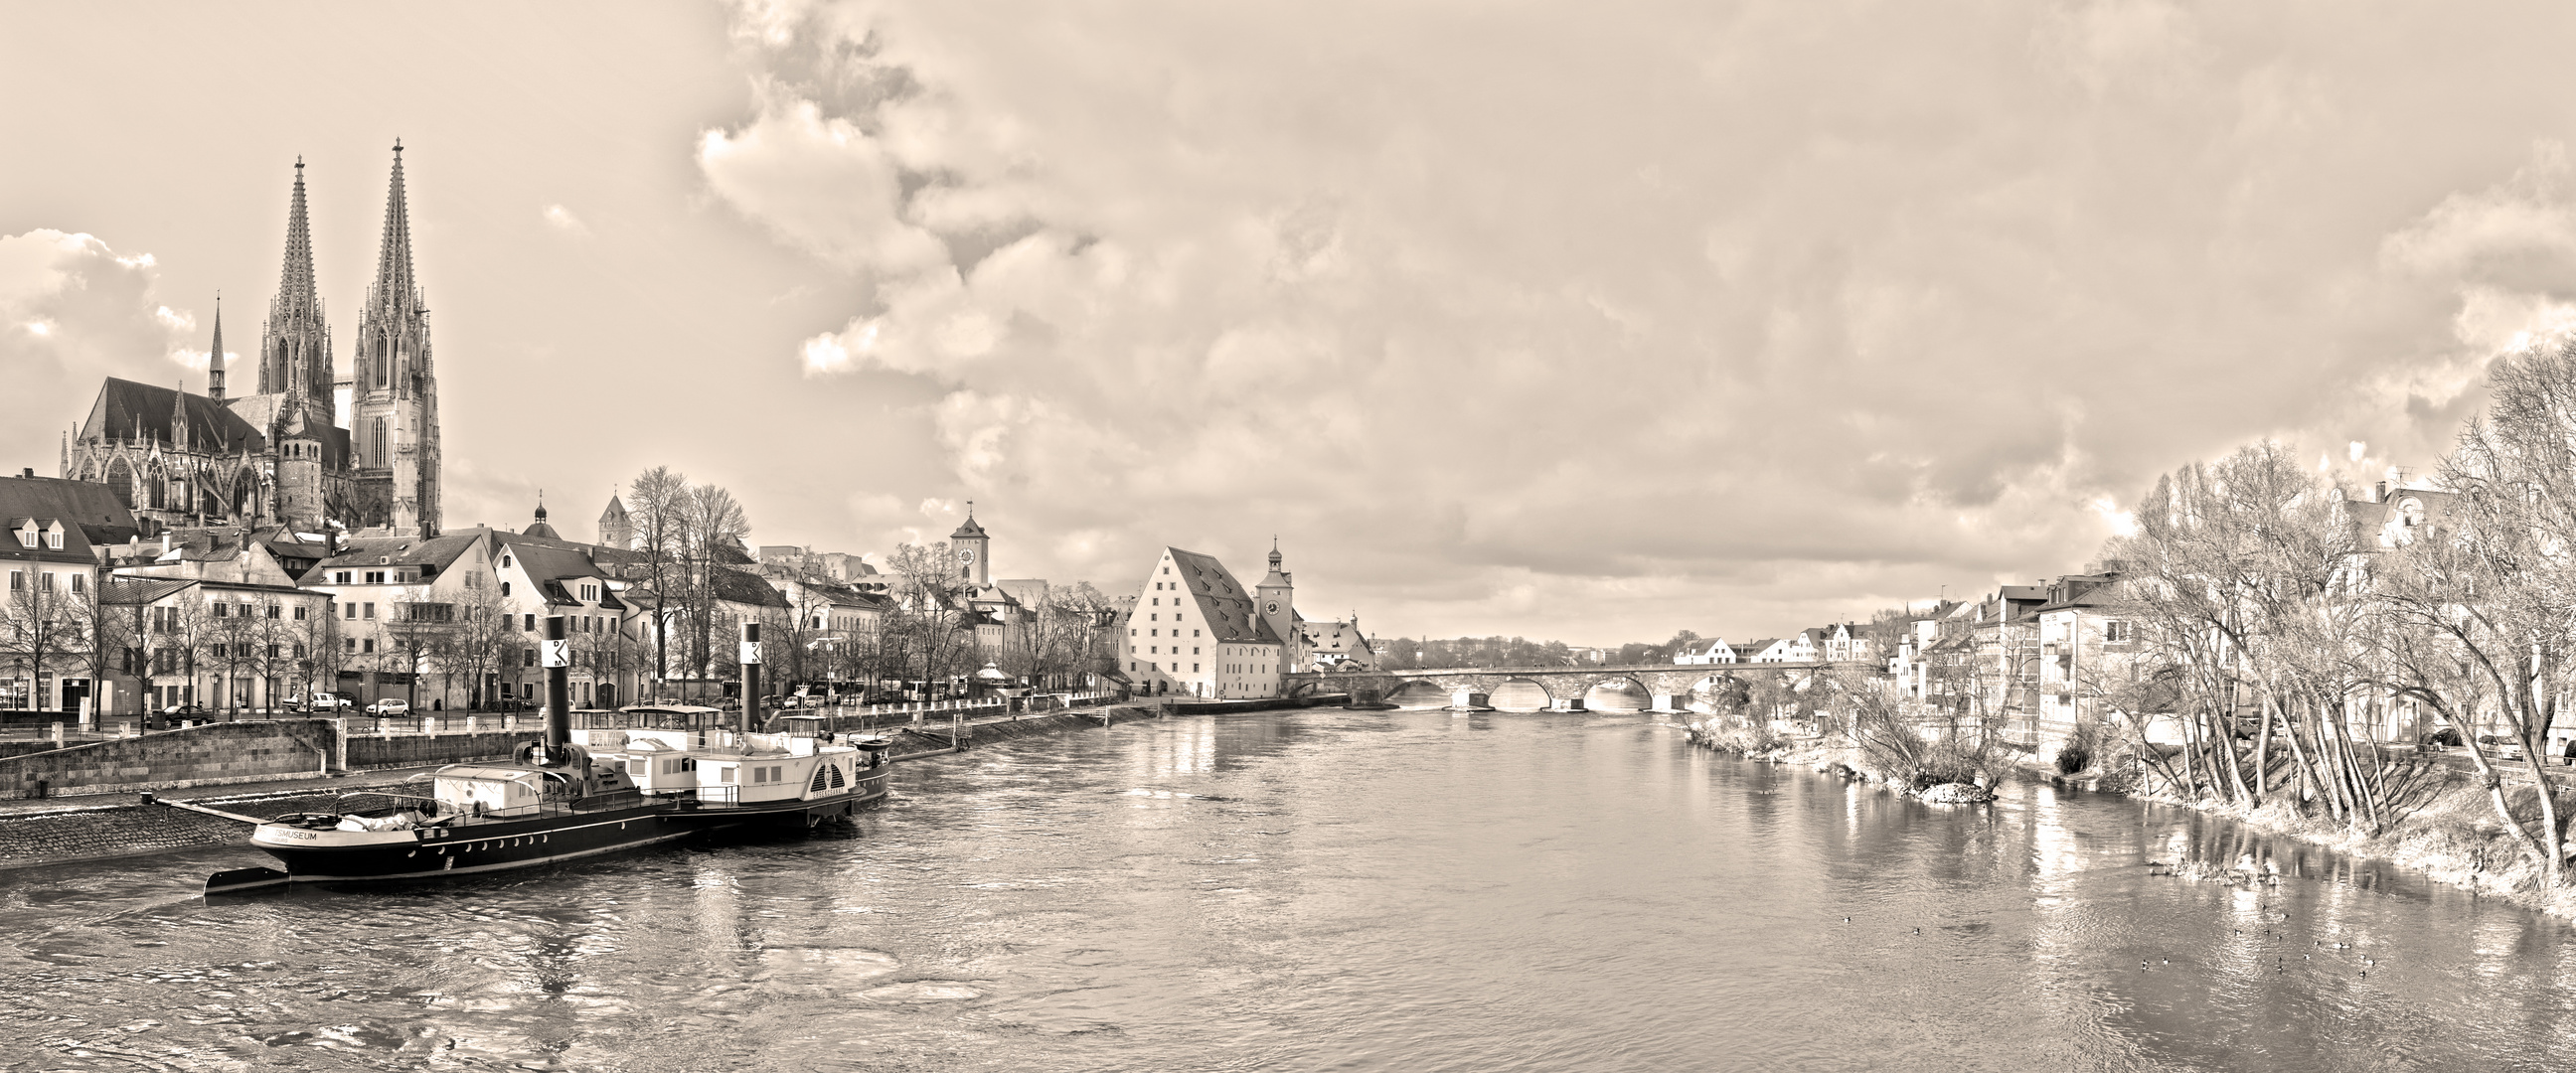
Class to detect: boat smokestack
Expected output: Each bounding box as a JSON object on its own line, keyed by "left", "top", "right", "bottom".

{"left": 544, "top": 615, "right": 569, "bottom": 751}
{"left": 739, "top": 621, "right": 760, "bottom": 739}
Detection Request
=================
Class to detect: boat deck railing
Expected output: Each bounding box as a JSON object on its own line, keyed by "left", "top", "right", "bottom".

{"left": 329, "top": 786, "right": 626, "bottom": 826}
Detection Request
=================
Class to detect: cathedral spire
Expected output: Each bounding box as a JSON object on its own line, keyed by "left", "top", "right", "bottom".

{"left": 207, "top": 295, "right": 226, "bottom": 401}
{"left": 352, "top": 140, "right": 441, "bottom": 537}
{"left": 261, "top": 156, "right": 333, "bottom": 403}
{"left": 370, "top": 139, "right": 418, "bottom": 318}
{"left": 275, "top": 159, "right": 317, "bottom": 324}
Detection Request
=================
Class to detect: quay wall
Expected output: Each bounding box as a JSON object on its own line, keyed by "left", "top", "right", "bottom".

{"left": 345, "top": 729, "right": 542, "bottom": 771}
{"left": 0, "top": 721, "right": 337, "bottom": 800}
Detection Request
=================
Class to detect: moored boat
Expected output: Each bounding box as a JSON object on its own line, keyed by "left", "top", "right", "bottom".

{"left": 582, "top": 707, "right": 892, "bottom": 831}
{"left": 222, "top": 745, "right": 689, "bottom": 890}
{"left": 207, "top": 617, "right": 714, "bottom": 894}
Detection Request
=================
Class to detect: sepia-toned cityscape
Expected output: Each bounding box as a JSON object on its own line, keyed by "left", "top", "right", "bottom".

{"left": 10, "top": 4, "right": 2576, "bottom": 1071}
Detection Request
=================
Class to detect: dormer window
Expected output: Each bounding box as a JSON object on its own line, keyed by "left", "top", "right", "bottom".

{"left": 45, "top": 524, "right": 63, "bottom": 550}
{"left": 14, "top": 527, "right": 32, "bottom": 549}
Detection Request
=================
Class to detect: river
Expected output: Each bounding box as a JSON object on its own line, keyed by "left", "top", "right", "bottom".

{"left": 4, "top": 708, "right": 2575, "bottom": 1071}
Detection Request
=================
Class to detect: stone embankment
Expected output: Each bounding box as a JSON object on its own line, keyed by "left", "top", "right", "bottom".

{"left": 0, "top": 721, "right": 338, "bottom": 799}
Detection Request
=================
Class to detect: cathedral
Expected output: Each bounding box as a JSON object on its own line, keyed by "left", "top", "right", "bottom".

{"left": 59, "top": 145, "right": 443, "bottom": 537}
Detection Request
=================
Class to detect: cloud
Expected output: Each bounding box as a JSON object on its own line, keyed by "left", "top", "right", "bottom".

{"left": 541, "top": 204, "right": 589, "bottom": 235}
{"left": 0, "top": 230, "right": 204, "bottom": 469}
{"left": 694, "top": 1, "right": 2576, "bottom": 641}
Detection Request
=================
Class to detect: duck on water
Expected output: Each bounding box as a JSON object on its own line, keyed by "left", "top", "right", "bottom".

{"left": 202, "top": 620, "right": 887, "bottom": 894}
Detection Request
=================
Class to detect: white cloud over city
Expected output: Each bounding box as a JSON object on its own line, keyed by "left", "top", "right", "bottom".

{"left": 12, "top": 2, "right": 2576, "bottom": 643}
{"left": 0, "top": 230, "right": 208, "bottom": 458}
{"left": 679, "top": 0, "right": 2576, "bottom": 639}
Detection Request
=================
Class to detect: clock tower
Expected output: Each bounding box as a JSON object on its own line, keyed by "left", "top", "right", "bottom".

{"left": 1256, "top": 537, "right": 1295, "bottom": 654}
{"left": 951, "top": 502, "right": 991, "bottom": 587}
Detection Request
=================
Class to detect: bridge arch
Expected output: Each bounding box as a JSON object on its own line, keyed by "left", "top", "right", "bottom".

{"left": 1582, "top": 676, "right": 1654, "bottom": 713}
{"left": 1385, "top": 680, "right": 1453, "bottom": 709}
{"left": 1488, "top": 678, "right": 1552, "bottom": 712}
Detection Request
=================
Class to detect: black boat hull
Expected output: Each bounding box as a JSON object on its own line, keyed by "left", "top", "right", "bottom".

{"left": 249, "top": 805, "right": 709, "bottom": 883}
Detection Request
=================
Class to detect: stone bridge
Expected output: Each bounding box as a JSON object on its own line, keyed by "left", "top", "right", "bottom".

{"left": 1284, "top": 662, "right": 1863, "bottom": 712}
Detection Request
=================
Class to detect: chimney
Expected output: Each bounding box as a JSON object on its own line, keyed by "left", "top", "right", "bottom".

{"left": 2374, "top": 480, "right": 2388, "bottom": 503}
{"left": 18, "top": 468, "right": 30, "bottom": 479}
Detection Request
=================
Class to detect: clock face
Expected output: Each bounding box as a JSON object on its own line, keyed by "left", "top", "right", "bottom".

{"left": 1264, "top": 601, "right": 1279, "bottom": 614}
{"left": 959, "top": 549, "right": 976, "bottom": 563}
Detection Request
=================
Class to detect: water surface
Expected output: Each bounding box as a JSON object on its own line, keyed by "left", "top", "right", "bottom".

{"left": 3, "top": 709, "right": 2574, "bottom": 1071}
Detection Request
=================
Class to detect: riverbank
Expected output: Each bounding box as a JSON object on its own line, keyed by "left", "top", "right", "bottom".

{"left": 1678, "top": 716, "right": 2576, "bottom": 920}
{"left": 2130, "top": 779, "right": 2576, "bottom": 919}
{"left": 1677, "top": 721, "right": 2010, "bottom": 803}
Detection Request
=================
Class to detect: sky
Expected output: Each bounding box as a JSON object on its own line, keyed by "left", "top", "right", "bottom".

{"left": 5, "top": 1, "right": 2576, "bottom": 646}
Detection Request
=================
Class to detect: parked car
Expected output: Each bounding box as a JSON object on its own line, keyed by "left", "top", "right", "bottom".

{"left": 286, "top": 691, "right": 353, "bottom": 713}
{"left": 482, "top": 696, "right": 534, "bottom": 713}
{"left": 2423, "top": 727, "right": 2463, "bottom": 748}
{"left": 367, "top": 697, "right": 411, "bottom": 717}
{"left": 2477, "top": 732, "right": 2524, "bottom": 760}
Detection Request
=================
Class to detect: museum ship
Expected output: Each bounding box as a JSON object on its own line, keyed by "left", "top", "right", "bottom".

{"left": 202, "top": 623, "right": 889, "bottom": 893}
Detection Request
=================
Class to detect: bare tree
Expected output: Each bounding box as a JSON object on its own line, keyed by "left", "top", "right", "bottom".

{"left": 294, "top": 599, "right": 344, "bottom": 705}
{"left": 0, "top": 565, "right": 87, "bottom": 712}
{"left": 679, "top": 483, "right": 751, "bottom": 678}
{"left": 385, "top": 584, "right": 453, "bottom": 711}
{"left": 886, "top": 541, "right": 974, "bottom": 696}
{"left": 625, "top": 467, "right": 689, "bottom": 686}
{"left": 2372, "top": 344, "right": 2576, "bottom": 887}
{"left": 447, "top": 581, "right": 514, "bottom": 710}
{"left": 93, "top": 580, "right": 153, "bottom": 718}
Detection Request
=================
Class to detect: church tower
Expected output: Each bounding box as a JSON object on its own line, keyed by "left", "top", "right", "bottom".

{"left": 1256, "top": 538, "right": 1295, "bottom": 648}
{"left": 258, "top": 159, "right": 333, "bottom": 412}
{"left": 349, "top": 142, "right": 441, "bottom": 536}
{"left": 950, "top": 503, "right": 991, "bottom": 586}
{"left": 277, "top": 400, "right": 325, "bottom": 528}
{"left": 599, "top": 494, "right": 633, "bottom": 548}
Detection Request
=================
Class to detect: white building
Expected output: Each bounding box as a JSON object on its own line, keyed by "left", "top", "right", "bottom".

{"left": 1673, "top": 638, "right": 1742, "bottom": 665}
{"left": 1125, "top": 546, "right": 1284, "bottom": 698}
